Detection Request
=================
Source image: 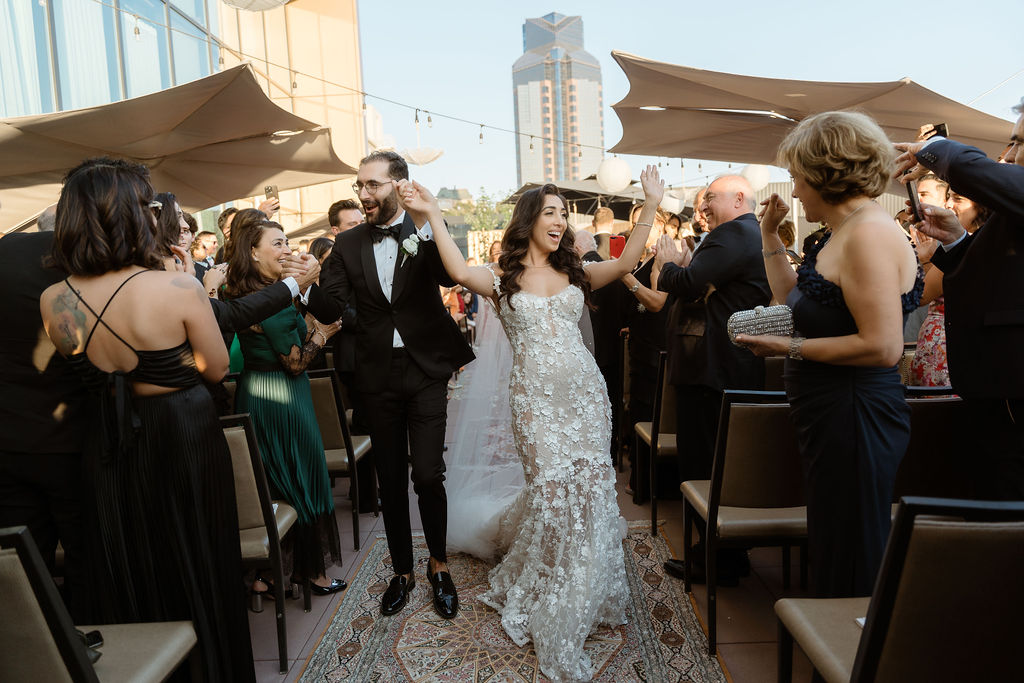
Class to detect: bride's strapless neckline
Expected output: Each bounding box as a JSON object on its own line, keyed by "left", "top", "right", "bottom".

{"left": 513, "top": 284, "right": 576, "bottom": 301}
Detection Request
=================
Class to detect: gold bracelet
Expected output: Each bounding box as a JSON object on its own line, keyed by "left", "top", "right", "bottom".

{"left": 763, "top": 246, "right": 787, "bottom": 258}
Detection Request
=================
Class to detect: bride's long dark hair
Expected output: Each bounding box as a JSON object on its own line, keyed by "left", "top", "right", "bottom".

{"left": 497, "top": 184, "right": 592, "bottom": 311}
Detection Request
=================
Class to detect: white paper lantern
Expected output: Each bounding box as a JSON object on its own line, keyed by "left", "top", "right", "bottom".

{"left": 596, "top": 157, "right": 632, "bottom": 193}
{"left": 740, "top": 164, "right": 771, "bottom": 192}
{"left": 402, "top": 148, "right": 444, "bottom": 166}
{"left": 659, "top": 195, "right": 683, "bottom": 214}
{"left": 220, "top": 0, "right": 290, "bottom": 11}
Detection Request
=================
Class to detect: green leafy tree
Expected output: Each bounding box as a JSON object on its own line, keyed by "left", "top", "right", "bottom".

{"left": 450, "top": 188, "right": 513, "bottom": 232}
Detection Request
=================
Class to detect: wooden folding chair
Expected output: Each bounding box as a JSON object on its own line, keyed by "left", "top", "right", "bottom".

{"left": 221, "top": 413, "right": 298, "bottom": 672}
{"left": 681, "top": 390, "right": 807, "bottom": 655}
{"left": 777, "top": 497, "right": 1024, "bottom": 682}
{"left": 307, "top": 369, "right": 377, "bottom": 550}
{"left": 0, "top": 525, "right": 199, "bottom": 682}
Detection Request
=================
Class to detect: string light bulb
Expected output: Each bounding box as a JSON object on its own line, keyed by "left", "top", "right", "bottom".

{"left": 478, "top": 125, "right": 483, "bottom": 144}
{"left": 426, "top": 112, "right": 432, "bottom": 128}
{"left": 414, "top": 108, "right": 420, "bottom": 125}
{"left": 133, "top": 16, "right": 141, "bottom": 41}
{"left": 290, "top": 72, "right": 297, "bottom": 89}
{"left": 578, "top": 146, "right": 582, "bottom": 159}
{"left": 529, "top": 136, "right": 534, "bottom": 152}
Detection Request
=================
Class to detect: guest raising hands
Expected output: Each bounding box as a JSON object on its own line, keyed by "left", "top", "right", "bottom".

{"left": 737, "top": 111, "right": 923, "bottom": 598}
{"left": 224, "top": 220, "right": 346, "bottom": 600}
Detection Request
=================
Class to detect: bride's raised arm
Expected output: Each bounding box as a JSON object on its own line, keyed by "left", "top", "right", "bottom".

{"left": 395, "top": 179, "right": 501, "bottom": 299}
{"left": 584, "top": 165, "right": 665, "bottom": 290}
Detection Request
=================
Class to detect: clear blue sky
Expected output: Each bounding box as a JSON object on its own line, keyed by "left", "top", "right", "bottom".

{"left": 356, "top": 0, "right": 1022, "bottom": 198}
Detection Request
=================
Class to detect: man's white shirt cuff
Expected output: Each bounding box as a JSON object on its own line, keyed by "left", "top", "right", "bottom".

{"left": 941, "top": 231, "right": 968, "bottom": 251}
{"left": 416, "top": 220, "right": 433, "bottom": 241}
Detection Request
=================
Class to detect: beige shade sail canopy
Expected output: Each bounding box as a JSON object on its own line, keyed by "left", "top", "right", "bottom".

{"left": 504, "top": 177, "right": 647, "bottom": 220}
{"left": 289, "top": 213, "right": 332, "bottom": 240}
{"left": 609, "top": 51, "right": 1014, "bottom": 165}
{"left": 0, "top": 63, "right": 355, "bottom": 232}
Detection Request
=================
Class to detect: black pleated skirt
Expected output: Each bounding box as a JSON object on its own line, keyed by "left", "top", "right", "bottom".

{"left": 82, "top": 383, "right": 255, "bottom": 682}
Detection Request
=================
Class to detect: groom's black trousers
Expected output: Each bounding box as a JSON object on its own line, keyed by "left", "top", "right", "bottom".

{"left": 363, "top": 348, "right": 448, "bottom": 575}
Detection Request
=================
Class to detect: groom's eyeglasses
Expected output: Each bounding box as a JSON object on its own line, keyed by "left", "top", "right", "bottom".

{"left": 352, "top": 179, "right": 392, "bottom": 195}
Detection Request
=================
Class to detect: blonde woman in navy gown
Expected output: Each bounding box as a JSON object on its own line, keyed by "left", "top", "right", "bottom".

{"left": 735, "top": 112, "right": 923, "bottom": 598}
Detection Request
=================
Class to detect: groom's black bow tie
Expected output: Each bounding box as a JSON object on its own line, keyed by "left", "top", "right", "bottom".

{"left": 370, "top": 224, "right": 402, "bottom": 243}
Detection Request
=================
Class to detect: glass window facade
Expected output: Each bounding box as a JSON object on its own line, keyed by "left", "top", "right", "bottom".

{"left": 53, "top": 0, "right": 121, "bottom": 110}
{"left": 171, "top": 8, "right": 210, "bottom": 86}
{"left": 0, "top": 0, "right": 220, "bottom": 116}
{"left": 0, "top": 0, "right": 56, "bottom": 117}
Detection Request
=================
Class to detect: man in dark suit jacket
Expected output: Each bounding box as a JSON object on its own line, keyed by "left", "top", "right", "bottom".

{"left": 306, "top": 151, "right": 474, "bottom": 619}
{"left": 0, "top": 230, "right": 89, "bottom": 620}
{"left": 895, "top": 102, "right": 1024, "bottom": 499}
{"left": 653, "top": 175, "right": 771, "bottom": 580}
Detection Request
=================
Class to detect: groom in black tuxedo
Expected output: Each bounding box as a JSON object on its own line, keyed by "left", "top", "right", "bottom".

{"left": 307, "top": 151, "right": 474, "bottom": 618}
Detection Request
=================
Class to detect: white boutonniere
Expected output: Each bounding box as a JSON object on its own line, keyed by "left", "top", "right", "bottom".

{"left": 401, "top": 234, "right": 420, "bottom": 258}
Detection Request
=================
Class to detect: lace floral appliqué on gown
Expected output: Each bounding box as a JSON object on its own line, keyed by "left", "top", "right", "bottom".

{"left": 479, "top": 264, "right": 628, "bottom": 682}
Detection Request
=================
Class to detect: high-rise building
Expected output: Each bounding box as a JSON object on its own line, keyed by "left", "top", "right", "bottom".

{"left": 512, "top": 12, "right": 603, "bottom": 186}
{"left": 0, "top": 0, "right": 364, "bottom": 234}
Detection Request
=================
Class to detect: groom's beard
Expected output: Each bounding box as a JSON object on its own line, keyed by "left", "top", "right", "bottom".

{"left": 363, "top": 190, "right": 400, "bottom": 226}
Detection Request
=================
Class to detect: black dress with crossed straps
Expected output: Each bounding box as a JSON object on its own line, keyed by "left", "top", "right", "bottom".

{"left": 62, "top": 270, "right": 255, "bottom": 682}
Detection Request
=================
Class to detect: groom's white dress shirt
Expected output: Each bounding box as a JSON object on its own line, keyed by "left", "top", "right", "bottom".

{"left": 373, "top": 210, "right": 433, "bottom": 348}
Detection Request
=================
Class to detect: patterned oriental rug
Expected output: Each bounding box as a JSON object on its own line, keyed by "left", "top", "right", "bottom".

{"left": 297, "top": 521, "right": 727, "bottom": 682}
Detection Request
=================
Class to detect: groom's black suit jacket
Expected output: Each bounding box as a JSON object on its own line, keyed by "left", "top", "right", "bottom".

{"left": 307, "top": 213, "right": 475, "bottom": 393}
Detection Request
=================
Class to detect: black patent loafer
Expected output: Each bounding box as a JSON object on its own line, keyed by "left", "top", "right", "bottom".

{"left": 381, "top": 575, "right": 415, "bottom": 616}
{"left": 309, "top": 578, "right": 347, "bottom": 595}
{"left": 428, "top": 570, "right": 459, "bottom": 619}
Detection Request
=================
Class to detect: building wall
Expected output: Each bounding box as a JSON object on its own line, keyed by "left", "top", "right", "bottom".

{"left": 215, "top": 0, "right": 365, "bottom": 236}
{"left": 1, "top": 0, "right": 222, "bottom": 117}
{"left": 0, "top": 0, "right": 364, "bottom": 237}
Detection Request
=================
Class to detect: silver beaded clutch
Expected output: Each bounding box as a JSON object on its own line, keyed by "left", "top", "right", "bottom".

{"left": 727, "top": 305, "right": 794, "bottom": 346}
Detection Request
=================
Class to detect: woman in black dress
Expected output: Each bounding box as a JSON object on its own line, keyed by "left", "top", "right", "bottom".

{"left": 736, "top": 112, "right": 923, "bottom": 598}
{"left": 39, "top": 158, "right": 255, "bottom": 681}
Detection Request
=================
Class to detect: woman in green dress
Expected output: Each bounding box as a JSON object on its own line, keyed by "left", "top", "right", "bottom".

{"left": 224, "top": 219, "right": 345, "bottom": 599}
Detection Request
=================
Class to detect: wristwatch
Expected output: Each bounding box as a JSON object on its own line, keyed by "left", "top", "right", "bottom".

{"left": 629, "top": 282, "right": 640, "bottom": 294}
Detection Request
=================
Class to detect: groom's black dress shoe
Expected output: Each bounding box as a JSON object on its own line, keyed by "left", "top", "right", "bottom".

{"left": 381, "top": 575, "right": 415, "bottom": 616}
{"left": 428, "top": 570, "right": 459, "bottom": 619}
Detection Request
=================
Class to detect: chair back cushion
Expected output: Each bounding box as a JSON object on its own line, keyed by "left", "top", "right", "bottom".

{"left": 224, "top": 379, "right": 237, "bottom": 406}
{"left": 310, "top": 376, "right": 345, "bottom": 451}
{"left": 719, "top": 402, "right": 803, "bottom": 508}
{"left": 0, "top": 549, "right": 74, "bottom": 682}
{"left": 223, "top": 426, "right": 265, "bottom": 530}
{"left": 873, "top": 518, "right": 1024, "bottom": 681}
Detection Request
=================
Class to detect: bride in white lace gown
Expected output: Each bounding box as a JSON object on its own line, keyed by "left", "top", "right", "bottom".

{"left": 396, "top": 167, "right": 665, "bottom": 682}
